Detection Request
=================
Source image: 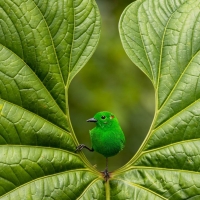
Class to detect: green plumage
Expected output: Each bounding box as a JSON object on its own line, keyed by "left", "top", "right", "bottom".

{"left": 76, "top": 111, "right": 125, "bottom": 181}
{"left": 89, "top": 111, "right": 125, "bottom": 158}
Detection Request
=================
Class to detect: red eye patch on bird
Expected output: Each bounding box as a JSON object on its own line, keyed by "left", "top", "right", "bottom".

{"left": 110, "top": 115, "right": 115, "bottom": 119}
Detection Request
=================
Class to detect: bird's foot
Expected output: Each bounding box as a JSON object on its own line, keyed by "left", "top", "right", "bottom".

{"left": 75, "top": 144, "right": 94, "bottom": 153}
{"left": 101, "top": 169, "right": 110, "bottom": 181}
{"left": 75, "top": 144, "right": 85, "bottom": 152}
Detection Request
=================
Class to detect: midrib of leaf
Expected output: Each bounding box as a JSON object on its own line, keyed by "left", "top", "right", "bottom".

{"left": 62, "top": 3, "right": 79, "bottom": 148}
{"left": 0, "top": 144, "right": 77, "bottom": 156}
{"left": 114, "top": 166, "right": 200, "bottom": 179}
{"left": 0, "top": 44, "right": 67, "bottom": 125}
{"left": 156, "top": 51, "right": 200, "bottom": 120}
{"left": 67, "top": 0, "right": 75, "bottom": 88}
{"left": 133, "top": 138, "right": 200, "bottom": 165}
{"left": 156, "top": 10, "right": 200, "bottom": 114}
{"left": 65, "top": 92, "right": 99, "bottom": 174}
{"left": 152, "top": 95, "right": 200, "bottom": 135}
{"left": 118, "top": 95, "right": 200, "bottom": 172}
{"left": 67, "top": 0, "right": 100, "bottom": 85}
{"left": 64, "top": 93, "right": 92, "bottom": 172}
{"left": 1, "top": 2, "right": 24, "bottom": 59}
{"left": 68, "top": 20, "right": 95, "bottom": 77}
{"left": 0, "top": 97, "right": 75, "bottom": 152}
{"left": 32, "top": 0, "right": 69, "bottom": 124}
{"left": 64, "top": 0, "right": 79, "bottom": 144}
{"left": 32, "top": 1, "right": 65, "bottom": 87}
{"left": 119, "top": 2, "right": 155, "bottom": 86}
{"left": 155, "top": 5, "right": 178, "bottom": 111}
{"left": 0, "top": 168, "right": 93, "bottom": 199}
{"left": 137, "top": 13, "right": 156, "bottom": 88}
{"left": 112, "top": 178, "right": 168, "bottom": 200}
{"left": 114, "top": 111, "right": 157, "bottom": 173}
{"left": 76, "top": 177, "right": 102, "bottom": 200}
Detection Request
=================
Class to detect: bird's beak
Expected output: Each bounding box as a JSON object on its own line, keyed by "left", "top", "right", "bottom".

{"left": 86, "top": 118, "right": 97, "bottom": 122}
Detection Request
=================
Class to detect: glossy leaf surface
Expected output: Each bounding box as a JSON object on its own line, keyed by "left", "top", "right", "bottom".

{"left": 1, "top": 0, "right": 200, "bottom": 199}
{"left": 0, "top": 0, "right": 102, "bottom": 199}
{"left": 118, "top": 0, "right": 200, "bottom": 199}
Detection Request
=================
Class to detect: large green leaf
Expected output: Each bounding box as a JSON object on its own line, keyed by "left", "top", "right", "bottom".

{"left": 1, "top": 0, "right": 200, "bottom": 199}
{"left": 117, "top": 0, "right": 200, "bottom": 199}
{"left": 0, "top": 0, "right": 102, "bottom": 199}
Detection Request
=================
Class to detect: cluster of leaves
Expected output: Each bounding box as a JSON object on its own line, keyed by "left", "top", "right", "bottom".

{"left": 0, "top": 0, "right": 200, "bottom": 199}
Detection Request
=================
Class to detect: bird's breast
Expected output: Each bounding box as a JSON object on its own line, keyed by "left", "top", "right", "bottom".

{"left": 90, "top": 129, "right": 124, "bottom": 158}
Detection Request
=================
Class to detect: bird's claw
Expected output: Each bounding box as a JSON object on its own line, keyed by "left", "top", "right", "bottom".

{"left": 75, "top": 144, "right": 85, "bottom": 152}
{"left": 101, "top": 169, "right": 110, "bottom": 181}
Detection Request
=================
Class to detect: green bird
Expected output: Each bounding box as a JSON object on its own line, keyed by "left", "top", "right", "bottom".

{"left": 76, "top": 111, "right": 125, "bottom": 181}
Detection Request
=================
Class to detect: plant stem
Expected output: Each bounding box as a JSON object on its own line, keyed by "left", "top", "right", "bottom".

{"left": 105, "top": 180, "right": 110, "bottom": 200}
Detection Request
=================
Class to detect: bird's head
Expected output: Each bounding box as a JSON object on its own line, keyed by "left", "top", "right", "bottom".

{"left": 87, "top": 111, "right": 118, "bottom": 128}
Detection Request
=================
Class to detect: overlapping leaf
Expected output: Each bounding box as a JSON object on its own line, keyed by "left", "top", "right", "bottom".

{"left": 117, "top": 0, "right": 200, "bottom": 199}
{"left": 0, "top": 0, "right": 102, "bottom": 199}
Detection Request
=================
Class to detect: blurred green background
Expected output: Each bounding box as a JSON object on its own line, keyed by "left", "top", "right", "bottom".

{"left": 69, "top": 0, "right": 155, "bottom": 171}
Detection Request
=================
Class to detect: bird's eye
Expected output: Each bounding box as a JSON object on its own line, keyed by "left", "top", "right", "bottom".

{"left": 101, "top": 116, "right": 106, "bottom": 119}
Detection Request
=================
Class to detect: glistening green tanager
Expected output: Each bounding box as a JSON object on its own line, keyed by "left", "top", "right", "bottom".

{"left": 76, "top": 111, "right": 125, "bottom": 181}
